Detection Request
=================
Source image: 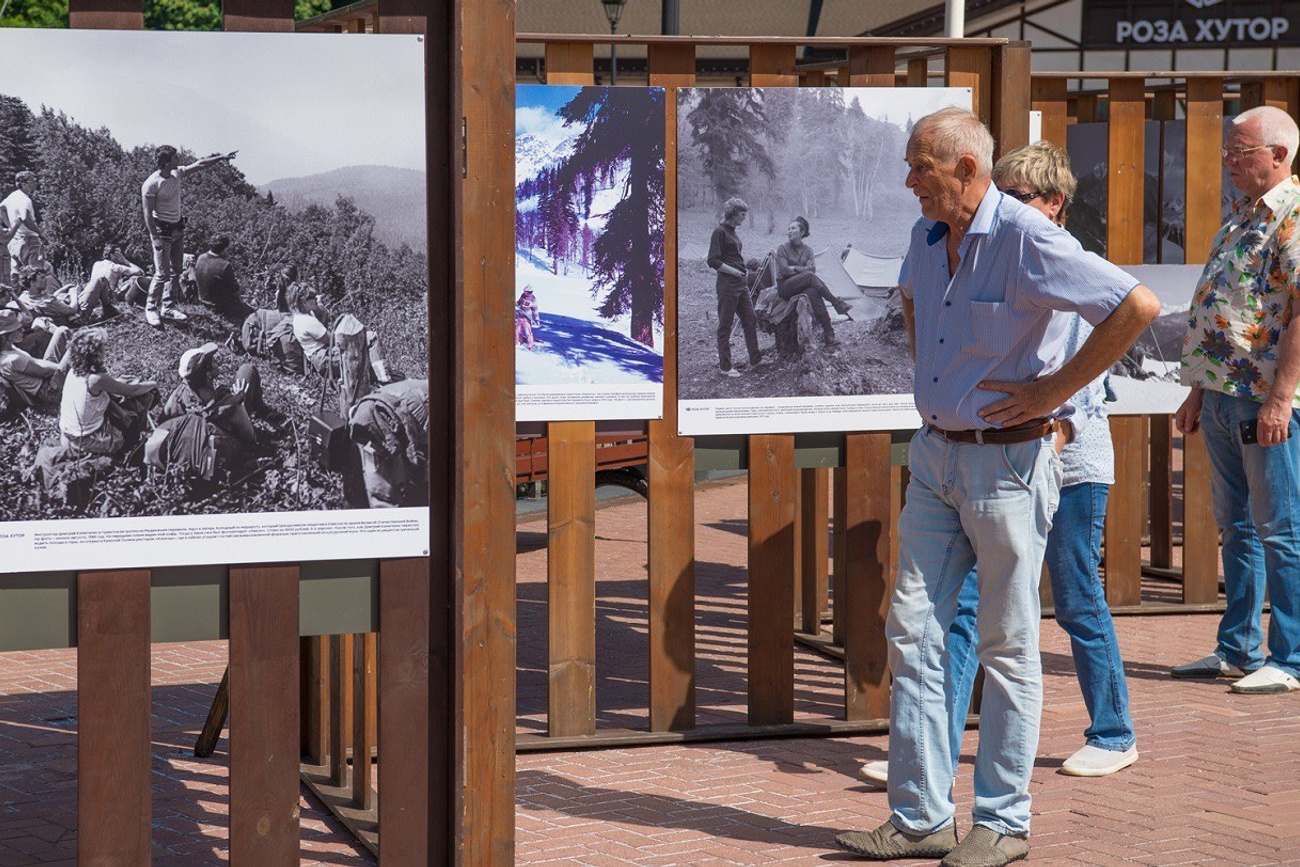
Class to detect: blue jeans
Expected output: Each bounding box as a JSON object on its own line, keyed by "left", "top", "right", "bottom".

{"left": 886, "top": 427, "right": 1061, "bottom": 837}
{"left": 945, "top": 482, "right": 1136, "bottom": 759}
{"left": 147, "top": 230, "right": 184, "bottom": 314}
{"left": 1199, "top": 389, "right": 1300, "bottom": 678}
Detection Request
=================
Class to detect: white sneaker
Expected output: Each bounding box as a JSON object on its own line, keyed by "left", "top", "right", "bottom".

{"left": 719, "top": 366, "right": 741, "bottom": 378}
{"left": 162, "top": 308, "right": 188, "bottom": 321}
{"left": 145, "top": 308, "right": 162, "bottom": 328}
{"left": 1230, "top": 664, "right": 1300, "bottom": 694}
{"left": 859, "top": 760, "right": 888, "bottom": 785}
{"left": 1059, "top": 744, "right": 1138, "bottom": 777}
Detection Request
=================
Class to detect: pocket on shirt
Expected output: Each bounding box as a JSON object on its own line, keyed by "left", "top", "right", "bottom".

{"left": 963, "top": 300, "right": 1009, "bottom": 358}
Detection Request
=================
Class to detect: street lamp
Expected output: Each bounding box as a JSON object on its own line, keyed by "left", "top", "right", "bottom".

{"left": 601, "top": 0, "right": 628, "bottom": 85}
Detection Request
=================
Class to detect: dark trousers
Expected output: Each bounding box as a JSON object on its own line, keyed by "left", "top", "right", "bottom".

{"left": 778, "top": 272, "right": 838, "bottom": 336}
{"left": 716, "top": 283, "right": 760, "bottom": 371}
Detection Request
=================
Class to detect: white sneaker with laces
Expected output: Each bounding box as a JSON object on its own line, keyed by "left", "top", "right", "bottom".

{"left": 859, "top": 760, "right": 888, "bottom": 784}
{"left": 162, "top": 308, "right": 188, "bottom": 321}
{"left": 1059, "top": 744, "right": 1138, "bottom": 777}
{"left": 145, "top": 308, "right": 162, "bottom": 328}
{"left": 1230, "top": 664, "right": 1300, "bottom": 694}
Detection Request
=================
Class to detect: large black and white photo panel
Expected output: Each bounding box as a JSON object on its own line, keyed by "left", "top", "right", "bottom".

{"left": 675, "top": 86, "right": 971, "bottom": 435}
{"left": 0, "top": 28, "right": 429, "bottom": 572}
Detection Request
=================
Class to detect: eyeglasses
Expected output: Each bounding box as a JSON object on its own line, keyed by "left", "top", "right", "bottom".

{"left": 1221, "top": 145, "right": 1272, "bottom": 162}
{"left": 1002, "top": 189, "right": 1044, "bottom": 204}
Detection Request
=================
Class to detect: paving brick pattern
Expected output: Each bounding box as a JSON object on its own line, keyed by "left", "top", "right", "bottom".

{"left": 2, "top": 476, "right": 1298, "bottom": 865}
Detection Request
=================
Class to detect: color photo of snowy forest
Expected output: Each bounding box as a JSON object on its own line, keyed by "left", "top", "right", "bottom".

{"left": 675, "top": 87, "right": 970, "bottom": 435}
{"left": 514, "top": 85, "right": 665, "bottom": 422}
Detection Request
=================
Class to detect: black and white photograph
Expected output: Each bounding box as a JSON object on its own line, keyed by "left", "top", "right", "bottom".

{"left": 1106, "top": 263, "right": 1198, "bottom": 415}
{"left": 674, "top": 86, "right": 971, "bottom": 436}
{"left": 0, "top": 28, "right": 429, "bottom": 572}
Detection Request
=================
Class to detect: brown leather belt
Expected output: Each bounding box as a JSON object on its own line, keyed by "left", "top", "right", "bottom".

{"left": 928, "top": 418, "right": 1055, "bottom": 445}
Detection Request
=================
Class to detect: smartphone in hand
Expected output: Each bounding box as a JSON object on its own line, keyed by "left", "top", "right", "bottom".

{"left": 1240, "top": 418, "right": 1294, "bottom": 444}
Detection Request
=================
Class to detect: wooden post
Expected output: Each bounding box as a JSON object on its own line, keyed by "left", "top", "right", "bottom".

{"left": 648, "top": 41, "right": 697, "bottom": 733}
{"left": 1182, "top": 76, "right": 1225, "bottom": 604}
{"left": 842, "top": 435, "right": 894, "bottom": 721}
{"left": 832, "top": 468, "right": 848, "bottom": 645}
{"left": 543, "top": 41, "right": 599, "bottom": 741}
{"left": 1104, "top": 417, "right": 1145, "bottom": 606}
{"left": 991, "top": 43, "right": 1031, "bottom": 160}
{"left": 329, "top": 634, "right": 354, "bottom": 786}
{"left": 907, "top": 57, "right": 928, "bottom": 88}
{"left": 301, "top": 636, "right": 329, "bottom": 765}
{"left": 799, "top": 468, "right": 829, "bottom": 635}
{"left": 1031, "top": 77, "right": 1068, "bottom": 147}
{"left": 352, "top": 633, "right": 377, "bottom": 810}
{"left": 946, "top": 46, "right": 993, "bottom": 126}
{"left": 229, "top": 566, "right": 301, "bottom": 866}
{"left": 1149, "top": 416, "right": 1175, "bottom": 570}
{"left": 847, "top": 45, "right": 895, "bottom": 87}
{"left": 746, "top": 43, "right": 799, "bottom": 727}
{"left": 77, "top": 570, "right": 151, "bottom": 865}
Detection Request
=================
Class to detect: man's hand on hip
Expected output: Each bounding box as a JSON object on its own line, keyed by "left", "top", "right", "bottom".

{"left": 1257, "top": 395, "right": 1293, "bottom": 446}
{"left": 976, "top": 377, "right": 1068, "bottom": 427}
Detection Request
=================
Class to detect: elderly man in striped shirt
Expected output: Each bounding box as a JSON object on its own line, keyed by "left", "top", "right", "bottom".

{"left": 835, "top": 108, "right": 1159, "bottom": 866}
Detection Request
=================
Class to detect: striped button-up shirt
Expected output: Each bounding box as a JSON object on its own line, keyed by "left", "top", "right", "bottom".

{"left": 898, "top": 183, "right": 1139, "bottom": 432}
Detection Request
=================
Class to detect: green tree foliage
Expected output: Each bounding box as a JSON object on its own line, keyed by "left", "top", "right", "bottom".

{"left": 1, "top": 0, "right": 338, "bottom": 29}
{"left": 0, "top": 95, "right": 42, "bottom": 185}
{"left": 0, "top": 93, "right": 426, "bottom": 316}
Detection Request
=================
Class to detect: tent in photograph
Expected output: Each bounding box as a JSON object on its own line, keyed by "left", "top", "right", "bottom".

{"left": 840, "top": 247, "right": 903, "bottom": 298}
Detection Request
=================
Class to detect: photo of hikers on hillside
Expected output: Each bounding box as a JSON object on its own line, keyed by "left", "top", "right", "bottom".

{"left": 0, "top": 29, "right": 429, "bottom": 523}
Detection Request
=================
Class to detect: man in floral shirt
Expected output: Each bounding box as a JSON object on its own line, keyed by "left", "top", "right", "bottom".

{"left": 1174, "top": 105, "right": 1300, "bottom": 694}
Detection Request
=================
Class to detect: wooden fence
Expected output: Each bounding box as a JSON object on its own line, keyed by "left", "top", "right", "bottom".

{"left": 7, "top": 3, "right": 1300, "bottom": 861}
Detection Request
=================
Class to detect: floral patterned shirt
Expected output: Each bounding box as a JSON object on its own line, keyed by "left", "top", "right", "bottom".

{"left": 1180, "top": 176, "right": 1300, "bottom": 405}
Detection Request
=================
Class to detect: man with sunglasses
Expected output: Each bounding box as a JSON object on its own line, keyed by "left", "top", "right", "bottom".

{"left": 834, "top": 109, "right": 1159, "bottom": 866}
{"left": 1171, "top": 105, "right": 1300, "bottom": 695}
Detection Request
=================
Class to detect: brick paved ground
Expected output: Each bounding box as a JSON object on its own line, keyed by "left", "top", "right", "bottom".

{"left": 3, "top": 476, "right": 1299, "bottom": 864}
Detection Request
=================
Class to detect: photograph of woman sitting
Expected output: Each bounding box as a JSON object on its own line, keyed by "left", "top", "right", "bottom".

{"left": 774, "top": 216, "right": 852, "bottom": 347}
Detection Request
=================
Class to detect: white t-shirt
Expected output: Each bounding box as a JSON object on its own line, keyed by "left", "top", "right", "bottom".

{"left": 141, "top": 166, "right": 192, "bottom": 224}
{"left": 292, "top": 313, "right": 330, "bottom": 361}
{"left": 1, "top": 190, "right": 37, "bottom": 240}
{"left": 86, "top": 259, "right": 142, "bottom": 297}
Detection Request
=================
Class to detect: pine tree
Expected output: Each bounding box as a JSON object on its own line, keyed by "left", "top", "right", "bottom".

{"left": 685, "top": 88, "right": 775, "bottom": 205}
{"left": 558, "top": 87, "right": 666, "bottom": 348}
{"left": 0, "top": 95, "right": 41, "bottom": 188}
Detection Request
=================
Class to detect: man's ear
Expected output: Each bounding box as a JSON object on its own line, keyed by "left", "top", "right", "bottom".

{"left": 957, "top": 154, "right": 980, "bottom": 184}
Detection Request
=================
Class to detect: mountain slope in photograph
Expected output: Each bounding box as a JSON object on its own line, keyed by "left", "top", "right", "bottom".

{"left": 262, "top": 165, "right": 427, "bottom": 250}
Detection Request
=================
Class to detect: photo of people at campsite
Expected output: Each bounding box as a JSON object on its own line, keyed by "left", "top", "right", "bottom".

{"left": 0, "top": 29, "right": 429, "bottom": 521}
{"left": 675, "top": 87, "right": 970, "bottom": 412}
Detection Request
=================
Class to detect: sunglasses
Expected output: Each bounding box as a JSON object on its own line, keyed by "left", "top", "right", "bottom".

{"left": 1002, "top": 189, "right": 1045, "bottom": 204}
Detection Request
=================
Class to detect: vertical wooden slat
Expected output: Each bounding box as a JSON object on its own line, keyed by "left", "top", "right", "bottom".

{"left": 648, "top": 41, "right": 697, "bottom": 733}
{"left": 946, "top": 46, "right": 993, "bottom": 126}
{"left": 1182, "top": 76, "right": 1225, "bottom": 606}
{"left": 907, "top": 57, "right": 928, "bottom": 88}
{"left": 222, "top": 0, "right": 293, "bottom": 30}
{"left": 547, "top": 423, "right": 597, "bottom": 737}
{"left": 68, "top": 0, "right": 142, "bottom": 29}
{"left": 352, "top": 633, "right": 377, "bottom": 810}
{"left": 1182, "top": 433, "right": 1222, "bottom": 603}
{"left": 1106, "top": 77, "right": 1146, "bottom": 264}
{"left": 329, "top": 634, "right": 354, "bottom": 786}
{"left": 1185, "top": 78, "right": 1224, "bottom": 262}
{"left": 847, "top": 45, "right": 895, "bottom": 87}
{"left": 1076, "top": 93, "right": 1099, "bottom": 124}
{"left": 543, "top": 41, "right": 599, "bottom": 742}
{"left": 747, "top": 43, "right": 798, "bottom": 727}
{"left": 747, "top": 435, "right": 796, "bottom": 725}
{"left": 799, "top": 468, "right": 829, "bottom": 635}
{"left": 229, "top": 566, "right": 300, "bottom": 867}
{"left": 842, "top": 435, "right": 893, "bottom": 721}
{"left": 802, "top": 69, "right": 826, "bottom": 87}
{"left": 378, "top": 558, "right": 430, "bottom": 864}
{"left": 793, "top": 470, "right": 804, "bottom": 623}
{"left": 452, "top": 0, "right": 516, "bottom": 859}
{"left": 832, "top": 468, "right": 848, "bottom": 645}
{"left": 1149, "top": 415, "right": 1175, "bottom": 570}
{"left": 1241, "top": 78, "right": 1289, "bottom": 110}
{"left": 1031, "top": 77, "right": 1069, "bottom": 146}
{"left": 77, "top": 571, "right": 151, "bottom": 866}
{"left": 1104, "top": 418, "right": 1144, "bottom": 606}
{"left": 301, "top": 636, "right": 328, "bottom": 765}
{"left": 991, "top": 42, "right": 1031, "bottom": 161}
